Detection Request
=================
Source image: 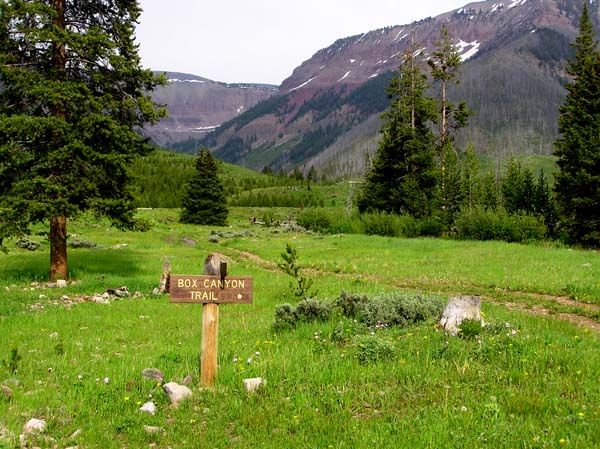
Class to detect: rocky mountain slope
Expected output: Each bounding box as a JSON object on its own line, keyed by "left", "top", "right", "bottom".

{"left": 144, "top": 72, "right": 277, "bottom": 147}
{"left": 197, "top": 0, "right": 598, "bottom": 176}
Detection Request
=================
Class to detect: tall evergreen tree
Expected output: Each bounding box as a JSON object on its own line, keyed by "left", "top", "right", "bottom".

{"left": 180, "top": 148, "right": 228, "bottom": 226}
{"left": 357, "top": 41, "right": 436, "bottom": 217}
{"left": 554, "top": 3, "right": 600, "bottom": 247}
{"left": 461, "top": 143, "right": 480, "bottom": 211}
{"left": 428, "top": 25, "right": 470, "bottom": 222}
{"left": 0, "top": 0, "right": 165, "bottom": 280}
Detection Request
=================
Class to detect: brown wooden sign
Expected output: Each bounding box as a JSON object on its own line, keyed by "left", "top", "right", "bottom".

{"left": 170, "top": 275, "right": 253, "bottom": 304}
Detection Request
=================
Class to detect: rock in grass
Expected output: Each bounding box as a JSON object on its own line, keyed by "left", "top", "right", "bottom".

{"left": 56, "top": 279, "right": 68, "bottom": 288}
{"left": 144, "top": 425, "right": 163, "bottom": 435}
{"left": 163, "top": 382, "right": 192, "bottom": 405}
{"left": 141, "top": 368, "right": 164, "bottom": 382}
{"left": 139, "top": 401, "right": 157, "bottom": 415}
{"left": 438, "top": 296, "right": 483, "bottom": 335}
{"left": 1, "top": 385, "right": 13, "bottom": 401}
{"left": 243, "top": 377, "right": 266, "bottom": 393}
{"left": 22, "top": 418, "right": 46, "bottom": 434}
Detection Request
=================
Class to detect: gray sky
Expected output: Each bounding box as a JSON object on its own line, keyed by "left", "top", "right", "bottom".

{"left": 136, "top": 0, "right": 468, "bottom": 85}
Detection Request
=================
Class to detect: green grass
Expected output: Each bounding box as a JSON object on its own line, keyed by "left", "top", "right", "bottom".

{"left": 1, "top": 209, "right": 599, "bottom": 448}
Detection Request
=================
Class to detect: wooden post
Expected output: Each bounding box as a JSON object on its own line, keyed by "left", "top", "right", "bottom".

{"left": 201, "top": 254, "right": 223, "bottom": 387}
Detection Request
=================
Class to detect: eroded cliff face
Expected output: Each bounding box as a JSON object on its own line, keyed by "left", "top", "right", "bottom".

{"left": 145, "top": 72, "right": 277, "bottom": 147}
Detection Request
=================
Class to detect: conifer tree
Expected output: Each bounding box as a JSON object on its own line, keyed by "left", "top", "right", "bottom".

{"left": 461, "top": 143, "right": 480, "bottom": 211}
{"left": 357, "top": 41, "right": 436, "bottom": 217}
{"left": 554, "top": 3, "right": 600, "bottom": 247}
{"left": 180, "top": 148, "right": 228, "bottom": 226}
{"left": 0, "top": 0, "right": 165, "bottom": 280}
{"left": 428, "top": 25, "right": 470, "bottom": 222}
{"left": 534, "top": 170, "right": 557, "bottom": 236}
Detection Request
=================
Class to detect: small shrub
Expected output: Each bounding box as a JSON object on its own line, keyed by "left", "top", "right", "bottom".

{"left": 296, "top": 298, "right": 332, "bottom": 322}
{"left": 297, "top": 208, "right": 331, "bottom": 233}
{"left": 278, "top": 243, "right": 314, "bottom": 301}
{"left": 357, "top": 293, "right": 445, "bottom": 327}
{"left": 261, "top": 209, "right": 276, "bottom": 227}
{"left": 458, "top": 318, "right": 483, "bottom": 339}
{"left": 272, "top": 304, "right": 298, "bottom": 331}
{"left": 418, "top": 217, "right": 444, "bottom": 237}
{"left": 353, "top": 335, "right": 395, "bottom": 364}
{"left": 2, "top": 348, "right": 21, "bottom": 374}
{"left": 272, "top": 300, "right": 332, "bottom": 331}
{"left": 333, "top": 291, "right": 369, "bottom": 318}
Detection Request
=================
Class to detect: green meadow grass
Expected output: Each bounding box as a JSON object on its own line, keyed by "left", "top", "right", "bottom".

{"left": 1, "top": 208, "right": 599, "bottom": 449}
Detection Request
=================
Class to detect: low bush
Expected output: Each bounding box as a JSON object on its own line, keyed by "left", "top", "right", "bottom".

{"left": 273, "top": 291, "right": 444, "bottom": 331}
{"left": 353, "top": 335, "right": 395, "bottom": 364}
{"left": 297, "top": 208, "right": 360, "bottom": 234}
{"left": 453, "top": 207, "right": 547, "bottom": 243}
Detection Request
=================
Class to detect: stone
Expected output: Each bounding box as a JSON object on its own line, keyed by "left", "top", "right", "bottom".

{"left": 68, "top": 429, "right": 82, "bottom": 440}
{"left": 152, "top": 288, "right": 161, "bottom": 296}
{"left": 1, "top": 384, "right": 13, "bottom": 401}
{"left": 22, "top": 418, "right": 46, "bottom": 434}
{"left": 113, "top": 287, "right": 130, "bottom": 298}
{"left": 92, "top": 295, "right": 110, "bottom": 305}
{"left": 141, "top": 368, "right": 164, "bottom": 382}
{"left": 438, "top": 296, "right": 483, "bottom": 335}
{"left": 56, "top": 279, "right": 67, "bottom": 288}
{"left": 144, "top": 425, "right": 163, "bottom": 435}
{"left": 243, "top": 377, "right": 266, "bottom": 393}
{"left": 139, "top": 401, "right": 157, "bottom": 415}
{"left": 182, "top": 374, "right": 194, "bottom": 386}
{"left": 182, "top": 237, "right": 197, "bottom": 246}
{"left": 163, "top": 382, "right": 192, "bottom": 405}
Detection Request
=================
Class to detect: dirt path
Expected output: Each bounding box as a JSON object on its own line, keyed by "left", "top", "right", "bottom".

{"left": 227, "top": 248, "right": 600, "bottom": 334}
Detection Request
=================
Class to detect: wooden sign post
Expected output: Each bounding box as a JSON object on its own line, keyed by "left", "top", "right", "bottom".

{"left": 169, "top": 254, "right": 253, "bottom": 387}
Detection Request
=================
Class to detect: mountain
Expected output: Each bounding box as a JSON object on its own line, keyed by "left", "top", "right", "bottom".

{"left": 144, "top": 72, "right": 277, "bottom": 148}
{"left": 196, "top": 0, "right": 598, "bottom": 176}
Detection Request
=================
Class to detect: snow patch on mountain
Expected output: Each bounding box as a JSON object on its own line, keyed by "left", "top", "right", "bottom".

{"left": 290, "top": 76, "right": 317, "bottom": 92}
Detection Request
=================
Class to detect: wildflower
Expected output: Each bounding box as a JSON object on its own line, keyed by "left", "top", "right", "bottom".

{"left": 247, "top": 357, "right": 253, "bottom": 364}
{"left": 559, "top": 438, "right": 566, "bottom": 445}
{"left": 233, "top": 356, "right": 238, "bottom": 363}
{"left": 578, "top": 412, "right": 585, "bottom": 417}
{"left": 460, "top": 406, "right": 468, "bottom": 412}
{"left": 124, "top": 396, "right": 130, "bottom": 401}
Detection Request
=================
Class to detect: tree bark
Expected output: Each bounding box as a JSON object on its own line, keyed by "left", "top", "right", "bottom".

{"left": 49, "top": 0, "right": 67, "bottom": 282}
{"left": 50, "top": 215, "right": 68, "bottom": 281}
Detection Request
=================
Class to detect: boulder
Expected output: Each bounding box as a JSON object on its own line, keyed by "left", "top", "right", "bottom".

{"left": 22, "top": 418, "right": 46, "bottom": 434}
{"left": 163, "top": 382, "right": 192, "bottom": 406}
{"left": 243, "top": 377, "right": 266, "bottom": 393}
{"left": 139, "top": 401, "right": 157, "bottom": 415}
{"left": 438, "top": 296, "right": 483, "bottom": 335}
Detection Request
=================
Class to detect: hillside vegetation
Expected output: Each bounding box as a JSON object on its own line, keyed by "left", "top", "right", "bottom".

{"left": 0, "top": 209, "right": 599, "bottom": 448}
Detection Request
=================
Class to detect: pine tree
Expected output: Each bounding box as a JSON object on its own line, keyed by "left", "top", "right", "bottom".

{"left": 357, "top": 41, "right": 437, "bottom": 217}
{"left": 502, "top": 157, "right": 525, "bottom": 214}
{"left": 461, "top": 143, "right": 480, "bottom": 211}
{"left": 0, "top": 0, "right": 165, "bottom": 280}
{"left": 428, "top": 25, "right": 470, "bottom": 222}
{"left": 534, "top": 170, "right": 557, "bottom": 236}
{"left": 554, "top": 3, "right": 600, "bottom": 247}
{"left": 180, "top": 148, "right": 228, "bottom": 226}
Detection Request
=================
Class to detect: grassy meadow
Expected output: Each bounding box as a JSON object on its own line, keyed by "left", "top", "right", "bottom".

{"left": 1, "top": 205, "right": 600, "bottom": 449}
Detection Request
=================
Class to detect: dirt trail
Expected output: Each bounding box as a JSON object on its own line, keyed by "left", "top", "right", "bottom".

{"left": 228, "top": 249, "right": 600, "bottom": 334}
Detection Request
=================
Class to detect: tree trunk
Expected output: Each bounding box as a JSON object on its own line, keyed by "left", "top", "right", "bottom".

{"left": 49, "top": 0, "right": 67, "bottom": 283}
{"left": 50, "top": 215, "right": 68, "bottom": 281}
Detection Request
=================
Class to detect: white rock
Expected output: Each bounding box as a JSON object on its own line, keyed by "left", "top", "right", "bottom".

{"left": 69, "top": 429, "right": 82, "bottom": 439}
{"left": 92, "top": 295, "right": 110, "bottom": 305}
{"left": 163, "top": 382, "right": 192, "bottom": 405}
{"left": 243, "top": 377, "right": 266, "bottom": 393}
{"left": 22, "top": 418, "right": 46, "bottom": 434}
{"left": 143, "top": 425, "right": 163, "bottom": 434}
{"left": 56, "top": 279, "right": 67, "bottom": 288}
{"left": 139, "top": 401, "right": 157, "bottom": 415}
{"left": 438, "top": 296, "right": 483, "bottom": 335}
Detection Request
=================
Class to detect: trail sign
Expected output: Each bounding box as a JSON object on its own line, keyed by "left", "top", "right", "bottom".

{"left": 168, "top": 254, "right": 253, "bottom": 387}
{"left": 170, "top": 275, "right": 253, "bottom": 304}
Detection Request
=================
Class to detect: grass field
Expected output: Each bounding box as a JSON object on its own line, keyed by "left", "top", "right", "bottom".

{"left": 1, "top": 208, "right": 599, "bottom": 449}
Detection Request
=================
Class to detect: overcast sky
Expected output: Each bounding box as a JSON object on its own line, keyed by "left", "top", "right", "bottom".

{"left": 136, "top": 0, "right": 468, "bottom": 85}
